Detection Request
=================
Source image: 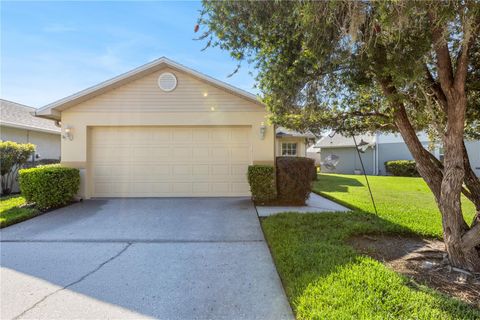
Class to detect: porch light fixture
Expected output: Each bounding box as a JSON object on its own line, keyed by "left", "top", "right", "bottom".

{"left": 63, "top": 126, "right": 73, "bottom": 141}
{"left": 203, "top": 92, "right": 208, "bottom": 97}
{"left": 259, "top": 122, "right": 266, "bottom": 140}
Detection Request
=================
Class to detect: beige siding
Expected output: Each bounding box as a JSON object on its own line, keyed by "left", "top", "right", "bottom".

{"left": 60, "top": 67, "right": 274, "bottom": 198}
{"left": 70, "top": 68, "right": 260, "bottom": 113}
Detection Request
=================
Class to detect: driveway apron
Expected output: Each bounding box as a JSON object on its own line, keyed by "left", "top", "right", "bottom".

{"left": 0, "top": 198, "right": 293, "bottom": 320}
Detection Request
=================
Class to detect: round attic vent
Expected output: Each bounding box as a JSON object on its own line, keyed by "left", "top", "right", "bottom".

{"left": 158, "top": 72, "right": 177, "bottom": 92}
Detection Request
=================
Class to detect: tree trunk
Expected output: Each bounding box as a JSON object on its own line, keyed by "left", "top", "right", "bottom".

{"left": 439, "top": 93, "right": 480, "bottom": 272}
{"left": 380, "top": 79, "right": 480, "bottom": 272}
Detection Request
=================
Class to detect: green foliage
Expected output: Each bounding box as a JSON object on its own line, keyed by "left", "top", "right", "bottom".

{"left": 276, "top": 157, "right": 315, "bottom": 205}
{"left": 19, "top": 165, "right": 80, "bottom": 210}
{"left": 0, "top": 195, "right": 38, "bottom": 228}
{"left": 262, "top": 213, "right": 480, "bottom": 319}
{"left": 0, "top": 141, "right": 35, "bottom": 195}
{"left": 313, "top": 174, "right": 475, "bottom": 238}
{"left": 199, "top": 1, "right": 479, "bottom": 138}
{"left": 247, "top": 165, "right": 276, "bottom": 203}
{"left": 385, "top": 160, "right": 419, "bottom": 177}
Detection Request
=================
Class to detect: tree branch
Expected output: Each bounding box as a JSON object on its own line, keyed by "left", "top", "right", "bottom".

{"left": 462, "top": 223, "right": 480, "bottom": 249}
{"left": 424, "top": 64, "right": 448, "bottom": 112}
{"left": 428, "top": 11, "right": 455, "bottom": 94}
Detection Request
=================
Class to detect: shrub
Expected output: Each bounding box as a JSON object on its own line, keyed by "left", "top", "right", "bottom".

{"left": 0, "top": 141, "right": 35, "bottom": 195}
{"left": 247, "top": 165, "right": 277, "bottom": 203}
{"left": 23, "top": 159, "right": 61, "bottom": 169}
{"left": 19, "top": 165, "right": 80, "bottom": 210}
{"left": 276, "top": 157, "right": 315, "bottom": 205}
{"left": 385, "top": 160, "right": 419, "bottom": 177}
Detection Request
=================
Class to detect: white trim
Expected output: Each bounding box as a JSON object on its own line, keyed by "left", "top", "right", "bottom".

{"left": 1, "top": 122, "right": 61, "bottom": 135}
{"left": 36, "top": 57, "right": 262, "bottom": 119}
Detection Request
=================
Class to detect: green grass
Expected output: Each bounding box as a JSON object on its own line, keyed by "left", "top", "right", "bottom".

{"left": 312, "top": 173, "right": 476, "bottom": 238}
{"left": 261, "top": 174, "right": 480, "bottom": 318}
{"left": 0, "top": 195, "right": 39, "bottom": 228}
{"left": 262, "top": 213, "right": 480, "bottom": 319}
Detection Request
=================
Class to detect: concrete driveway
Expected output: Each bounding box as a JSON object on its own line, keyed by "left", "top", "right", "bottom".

{"left": 0, "top": 198, "right": 293, "bottom": 320}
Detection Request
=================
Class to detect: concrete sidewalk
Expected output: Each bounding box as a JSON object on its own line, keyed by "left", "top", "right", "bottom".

{"left": 256, "top": 192, "right": 350, "bottom": 217}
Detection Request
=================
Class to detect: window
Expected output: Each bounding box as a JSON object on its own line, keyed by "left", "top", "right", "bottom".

{"left": 281, "top": 143, "right": 297, "bottom": 156}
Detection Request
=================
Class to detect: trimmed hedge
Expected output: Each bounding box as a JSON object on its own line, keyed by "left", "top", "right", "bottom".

{"left": 19, "top": 165, "right": 80, "bottom": 210}
{"left": 247, "top": 165, "right": 277, "bottom": 203}
{"left": 276, "top": 157, "right": 315, "bottom": 205}
{"left": 385, "top": 160, "right": 419, "bottom": 177}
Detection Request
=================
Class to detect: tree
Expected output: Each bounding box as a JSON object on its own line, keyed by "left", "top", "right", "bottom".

{"left": 199, "top": 0, "right": 480, "bottom": 271}
{"left": 0, "top": 141, "right": 35, "bottom": 195}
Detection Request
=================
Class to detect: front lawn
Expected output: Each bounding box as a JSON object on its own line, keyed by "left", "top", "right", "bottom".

{"left": 262, "top": 213, "right": 479, "bottom": 319}
{"left": 312, "top": 173, "right": 476, "bottom": 238}
{"left": 0, "top": 195, "right": 39, "bottom": 228}
{"left": 261, "top": 174, "right": 480, "bottom": 318}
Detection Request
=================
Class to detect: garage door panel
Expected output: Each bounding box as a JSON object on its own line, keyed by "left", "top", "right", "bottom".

{"left": 90, "top": 126, "right": 252, "bottom": 197}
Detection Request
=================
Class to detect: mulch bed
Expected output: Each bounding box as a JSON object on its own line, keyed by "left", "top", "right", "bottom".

{"left": 349, "top": 234, "right": 480, "bottom": 308}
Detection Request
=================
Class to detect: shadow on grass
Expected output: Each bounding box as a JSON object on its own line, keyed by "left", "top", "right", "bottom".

{"left": 261, "top": 211, "right": 480, "bottom": 319}
{"left": 313, "top": 174, "right": 364, "bottom": 193}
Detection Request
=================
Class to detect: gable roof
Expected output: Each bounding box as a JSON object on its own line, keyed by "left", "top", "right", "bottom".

{"left": 315, "top": 132, "right": 375, "bottom": 148}
{"left": 276, "top": 127, "right": 316, "bottom": 139}
{"left": 1, "top": 99, "right": 60, "bottom": 134}
{"left": 35, "top": 57, "right": 263, "bottom": 120}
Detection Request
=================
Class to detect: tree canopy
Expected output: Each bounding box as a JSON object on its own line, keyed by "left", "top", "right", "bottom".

{"left": 199, "top": 0, "right": 480, "bottom": 272}
{"left": 199, "top": 1, "right": 479, "bottom": 140}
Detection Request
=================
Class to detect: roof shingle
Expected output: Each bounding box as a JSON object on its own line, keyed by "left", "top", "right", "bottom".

{"left": 1, "top": 99, "right": 60, "bottom": 134}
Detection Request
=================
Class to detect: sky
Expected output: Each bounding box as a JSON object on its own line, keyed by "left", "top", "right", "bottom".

{"left": 1, "top": 1, "right": 257, "bottom": 108}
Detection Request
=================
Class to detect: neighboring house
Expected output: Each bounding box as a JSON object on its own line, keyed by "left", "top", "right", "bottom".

{"left": 1, "top": 99, "right": 61, "bottom": 194}
{"left": 1, "top": 99, "right": 61, "bottom": 161}
{"left": 35, "top": 57, "right": 275, "bottom": 198}
{"left": 275, "top": 127, "right": 316, "bottom": 158}
{"left": 317, "top": 132, "right": 480, "bottom": 177}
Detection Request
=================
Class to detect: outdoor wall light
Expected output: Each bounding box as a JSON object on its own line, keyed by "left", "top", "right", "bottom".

{"left": 63, "top": 126, "right": 73, "bottom": 141}
{"left": 259, "top": 122, "right": 266, "bottom": 140}
{"left": 203, "top": 92, "right": 208, "bottom": 97}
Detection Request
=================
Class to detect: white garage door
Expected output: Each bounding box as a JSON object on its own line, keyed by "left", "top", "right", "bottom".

{"left": 90, "top": 126, "right": 252, "bottom": 197}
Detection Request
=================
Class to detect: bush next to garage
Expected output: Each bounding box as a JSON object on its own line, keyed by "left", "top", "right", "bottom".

{"left": 247, "top": 165, "right": 277, "bottom": 203}
{"left": 276, "top": 156, "right": 315, "bottom": 205}
{"left": 19, "top": 165, "right": 80, "bottom": 210}
{"left": 385, "top": 160, "right": 419, "bottom": 177}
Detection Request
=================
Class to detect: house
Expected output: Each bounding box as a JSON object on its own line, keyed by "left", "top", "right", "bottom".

{"left": 275, "top": 127, "right": 316, "bottom": 158}
{"left": 317, "top": 132, "right": 480, "bottom": 176}
{"left": 35, "top": 57, "right": 275, "bottom": 198}
{"left": 1, "top": 99, "right": 61, "bottom": 161}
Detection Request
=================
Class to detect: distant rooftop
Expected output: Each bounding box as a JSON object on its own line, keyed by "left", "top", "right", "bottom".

{"left": 315, "top": 132, "right": 374, "bottom": 148}
{"left": 276, "top": 127, "right": 316, "bottom": 139}
{"left": 1, "top": 99, "right": 60, "bottom": 134}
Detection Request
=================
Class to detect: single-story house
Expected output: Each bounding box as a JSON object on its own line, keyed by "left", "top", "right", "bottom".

{"left": 275, "top": 127, "right": 316, "bottom": 158}
{"left": 1, "top": 99, "right": 61, "bottom": 161}
{"left": 34, "top": 57, "right": 277, "bottom": 198}
{"left": 316, "top": 132, "right": 480, "bottom": 176}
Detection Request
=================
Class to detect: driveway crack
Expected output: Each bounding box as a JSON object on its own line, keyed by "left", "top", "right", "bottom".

{"left": 12, "top": 242, "right": 132, "bottom": 320}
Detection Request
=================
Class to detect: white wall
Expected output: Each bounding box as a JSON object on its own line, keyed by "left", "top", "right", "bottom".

{"left": 1, "top": 126, "right": 61, "bottom": 160}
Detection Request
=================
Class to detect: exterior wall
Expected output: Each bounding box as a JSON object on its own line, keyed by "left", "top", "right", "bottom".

{"left": 60, "top": 67, "right": 273, "bottom": 198}
{"left": 0, "top": 126, "right": 61, "bottom": 160}
{"left": 377, "top": 142, "right": 428, "bottom": 175}
{"left": 465, "top": 140, "right": 480, "bottom": 177}
{"left": 275, "top": 137, "right": 307, "bottom": 157}
{"left": 1, "top": 125, "right": 61, "bottom": 193}
{"left": 307, "top": 145, "right": 321, "bottom": 166}
{"left": 320, "top": 147, "right": 374, "bottom": 175}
